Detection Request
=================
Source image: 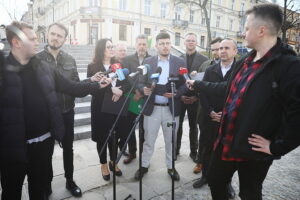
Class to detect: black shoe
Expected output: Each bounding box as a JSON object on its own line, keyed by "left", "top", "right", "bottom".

{"left": 123, "top": 153, "right": 136, "bottom": 164}
{"left": 134, "top": 167, "right": 148, "bottom": 180}
{"left": 189, "top": 152, "right": 197, "bottom": 163}
{"left": 167, "top": 169, "right": 180, "bottom": 181}
{"left": 193, "top": 177, "right": 207, "bottom": 188}
{"left": 66, "top": 179, "right": 82, "bottom": 197}
{"left": 102, "top": 172, "right": 110, "bottom": 181}
{"left": 109, "top": 161, "right": 122, "bottom": 176}
{"left": 45, "top": 184, "right": 52, "bottom": 196}
{"left": 227, "top": 182, "right": 236, "bottom": 199}
{"left": 123, "top": 151, "right": 130, "bottom": 156}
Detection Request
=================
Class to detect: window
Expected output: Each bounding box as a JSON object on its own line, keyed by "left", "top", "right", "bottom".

{"left": 201, "top": 16, "right": 206, "bottom": 25}
{"left": 161, "top": 3, "right": 167, "bottom": 18}
{"left": 189, "top": 10, "right": 194, "bottom": 23}
{"left": 241, "top": 2, "right": 245, "bottom": 12}
{"left": 216, "top": 16, "right": 220, "bottom": 28}
{"left": 144, "top": 0, "right": 151, "bottom": 16}
{"left": 89, "top": 0, "right": 98, "bottom": 7}
{"left": 200, "top": 36, "right": 205, "bottom": 47}
{"left": 217, "top": 0, "right": 222, "bottom": 5}
{"left": 231, "top": 0, "right": 235, "bottom": 10}
{"left": 175, "top": 32, "right": 180, "bottom": 46}
{"left": 119, "top": 25, "right": 127, "bottom": 41}
{"left": 229, "top": 19, "right": 233, "bottom": 30}
{"left": 119, "top": 0, "right": 127, "bottom": 10}
{"left": 144, "top": 28, "right": 151, "bottom": 36}
{"left": 175, "top": 6, "right": 181, "bottom": 20}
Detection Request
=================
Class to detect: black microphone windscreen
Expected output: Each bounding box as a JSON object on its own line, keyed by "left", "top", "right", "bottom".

{"left": 156, "top": 66, "right": 162, "bottom": 74}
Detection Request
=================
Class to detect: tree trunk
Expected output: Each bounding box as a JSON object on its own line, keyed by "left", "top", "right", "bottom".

{"left": 282, "top": 0, "right": 288, "bottom": 42}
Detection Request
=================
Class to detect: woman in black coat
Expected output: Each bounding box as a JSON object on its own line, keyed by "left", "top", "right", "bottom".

{"left": 87, "top": 39, "right": 129, "bottom": 181}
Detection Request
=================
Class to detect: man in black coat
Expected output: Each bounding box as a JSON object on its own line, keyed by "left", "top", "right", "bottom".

{"left": 187, "top": 4, "right": 300, "bottom": 200}
{"left": 0, "top": 21, "right": 110, "bottom": 200}
{"left": 193, "top": 38, "right": 237, "bottom": 199}
{"left": 121, "top": 34, "right": 151, "bottom": 164}
{"left": 177, "top": 33, "right": 208, "bottom": 162}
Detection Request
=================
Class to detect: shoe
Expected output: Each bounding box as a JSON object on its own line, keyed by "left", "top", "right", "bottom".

{"left": 101, "top": 164, "right": 110, "bottom": 181}
{"left": 123, "top": 151, "right": 130, "bottom": 156}
{"left": 193, "top": 177, "right": 207, "bottom": 188}
{"left": 227, "top": 182, "right": 236, "bottom": 199}
{"left": 45, "top": 183, "right": 52, "bottom": 196}
{"left": 134, "top": 167, "right": 148, "bottom": 180}
{"left": 109, "top": 161, "right": 123, "bottom": 176}
{"left": 189, "top": 152, "right": 197, "bottom": 163}
{"left": 123, "top": 153, "right": 136, "bottom": 164}
{"left": 167, "top": 168, "right": 180, "bottom": 181}
{"left": 66, "top": 179, "right": 82, "bottom": 197}
{"left": 193, "top": 163, "right": 203, "bottom": 174}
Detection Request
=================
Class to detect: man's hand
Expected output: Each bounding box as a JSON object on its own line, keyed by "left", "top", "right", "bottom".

{"left": 209, "top": 111, "right": 222, "bottom": 123}
{"left": 98, "top": 77, "right": 112, "bottom": 88}
{"left": 111, "top": 86, "right": 123, "bottom": 97}
{"left": 189, "top": 96, "right": 198, "bottom": 104}
{"left": 163, "top": 93, "right": 175, "bottom": 98}
{"left": 112, "top": 94, "right": 120, "bottom": 102}
{"left": 133, "top": 89, "right": 143, "bottom": 102}
{"left": 248, "top": 134, "right": 272, "bottom": 155}
{"left": 190, "top": 71, "right": 197, "bottom": 76}
{"left": 186, "top": 80, "right": 195, "bottom": 90}
{"left": 91, "top": 72, "right": 105, "bottom": 82}
{"left": 143, "top": 87, "right": 152, "bottom": 96}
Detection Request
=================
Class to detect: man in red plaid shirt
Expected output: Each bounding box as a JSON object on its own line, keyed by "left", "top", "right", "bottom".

{"left": 187, "top": 3, "right": 300, "bottom": 200}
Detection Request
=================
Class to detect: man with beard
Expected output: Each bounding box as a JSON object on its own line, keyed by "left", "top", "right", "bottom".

{"left": 37, "top": 23, "right": 82, "bottom": 197}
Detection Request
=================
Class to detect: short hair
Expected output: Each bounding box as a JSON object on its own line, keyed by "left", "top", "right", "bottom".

{"left": 185, "top": 32, "right": 197, "bottom": 40}
{"left": 245, "top": 3, "right": 283, "bottom": 36}
{"left": 221, "top": 38, "right": 238, "bottom": 49}
{"left": 115, "top": 43, "right": 127, "bottom": 50}
{"left": 210, "top": 37, "right": 222, "bottom": 45}
{"left": 156, "top": 32, "right": 170, "bottom": 42}
{"left": 6, "top": 21, "right": 33, "bottom": 45}
{"left": 136, "top": 34, "right": 148, "bottom": 42}
{"left": 48, "top": 23, "right": 69, "bottom": 37}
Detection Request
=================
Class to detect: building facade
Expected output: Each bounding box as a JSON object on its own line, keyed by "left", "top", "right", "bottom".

{"left": 22, "top": 0, "right": 262, "bottom": 51}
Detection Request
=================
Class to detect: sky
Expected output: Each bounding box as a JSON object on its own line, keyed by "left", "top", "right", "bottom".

{"left": 0, "top": 0, "right": 298, "bottom": 26}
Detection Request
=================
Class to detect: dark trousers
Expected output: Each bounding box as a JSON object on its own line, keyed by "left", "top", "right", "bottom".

{"left": 177, "top": 101, "right": 199, "bottom": 154}
{"left": 48, "top": 109, "right": 75, "bottom": 184}
{"left": 0, "top": 137, "right": 53, "bottom": 200}
{"left": 119, "top": 112, "right": 144, "bottom": 155}
{"left": 208, "top": 145, "right": 273, "bottom": 200}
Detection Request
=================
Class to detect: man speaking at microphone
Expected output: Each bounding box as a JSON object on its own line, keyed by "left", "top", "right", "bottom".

{"left": 134, "top": 32, "right": 187, "bottom": 181}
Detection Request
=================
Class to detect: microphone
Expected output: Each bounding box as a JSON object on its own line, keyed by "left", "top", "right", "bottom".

{"left": 128, "top": 64, "right": 149, "bottom": 78}
{"left": 110, "top": 68, "right": 129, "bottom": 81}
{"left": 149, "top": 66, "right": 162, "bottom": 88}
{"left": 179, "top": 67, "right": 190, "bottom": 80}
{"left": 102, "top": 63, "right": 122, "bottom": 75}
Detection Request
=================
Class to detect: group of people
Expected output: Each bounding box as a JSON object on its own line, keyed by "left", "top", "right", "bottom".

{"left": 0, "top": 3, "right": 300, "bottom": 200}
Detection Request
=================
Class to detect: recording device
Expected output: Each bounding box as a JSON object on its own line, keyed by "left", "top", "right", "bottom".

{"left": 148, "top": 66, "right": 162, "bottom": 88}
{"left": 179, "top": 67, "right": 190, "bottom": 80}
{"left": 128, "top": 64, "right": 150, "bottom": 78}
{"left": 102, "top": 63, "right": 122, "bottom": 75}
{"left": 110, "top": 68, "right": 129, "bottom": 81}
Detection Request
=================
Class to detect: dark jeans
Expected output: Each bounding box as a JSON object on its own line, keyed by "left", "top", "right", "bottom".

{"left": 177, "top": 101, "right": 199, "bottom": 154}
{"left": 0, "top": 137, "right": 52, "bottom": 200}
{"left": 48, "top": 109, "right": 75, "bottom": 184}
{"left": 119, "top": 112, "right": 144, "bottom": 155}
{"left": 208, "top": 145, "right": 273, "bottom": 200}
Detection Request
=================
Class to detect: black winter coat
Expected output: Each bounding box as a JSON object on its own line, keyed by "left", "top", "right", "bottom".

{"left": 194, "top": 38, "right": 300, "bottom": 160}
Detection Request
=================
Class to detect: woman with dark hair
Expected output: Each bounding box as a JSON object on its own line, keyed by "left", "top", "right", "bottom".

{"left": 87, "top": 38, "right": 129, "bottom": 181}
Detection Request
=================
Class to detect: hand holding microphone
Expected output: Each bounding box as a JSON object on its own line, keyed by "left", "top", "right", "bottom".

{"left": 143, "top": 67, "right": 162, "bottom": 96}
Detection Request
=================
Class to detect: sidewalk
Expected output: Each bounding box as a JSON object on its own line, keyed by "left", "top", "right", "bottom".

{"left": 19, "top": 119, "right": 300, "bottom": 200}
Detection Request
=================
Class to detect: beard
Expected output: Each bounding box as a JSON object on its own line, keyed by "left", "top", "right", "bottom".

{"left": 48, "top": 44, "right": 62, "bottom": 50}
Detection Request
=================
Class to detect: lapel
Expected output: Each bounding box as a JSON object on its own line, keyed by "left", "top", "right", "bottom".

{"left": 190, "top": 53, "right": 199, "bottom": 71}
{"left": 169, "top": 54, "right": 176, "bottom": 75}
{"left": 211, "top": 62, "right": 223, "bottom": 79}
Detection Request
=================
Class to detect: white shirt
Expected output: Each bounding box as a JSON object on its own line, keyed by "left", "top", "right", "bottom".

{"left": 104, "top": 64, "right": 116, "bottom": 87}
{"left": 155, "top": 55, "right": 170, "bottom": 104}
{"left": 220, "top": 61, "right": 233, "bottom": 77}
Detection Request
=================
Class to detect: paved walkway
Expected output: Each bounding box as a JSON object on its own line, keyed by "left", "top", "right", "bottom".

{"left": 16, "top": 119, "right": 300, "bottom": 200}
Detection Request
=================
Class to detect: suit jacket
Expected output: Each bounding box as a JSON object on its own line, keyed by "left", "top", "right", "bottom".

{"left": 122, "top": 52, "right": 151, "bottom": 73}
{"left": 138, "top": 54, "right": 188, "bottom": 116}
{"left": 181, "top": 52, "right": 208, "bottom": 73}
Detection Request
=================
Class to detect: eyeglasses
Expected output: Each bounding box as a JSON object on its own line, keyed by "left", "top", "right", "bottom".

{"left": 219, "top": 47, "right": 230, "bottom": 50}
{"left": 158, "top": 42, "right": 171, "bottom": 46}
{"left": 106, "top": 45, "right": 114, "bottom": 50}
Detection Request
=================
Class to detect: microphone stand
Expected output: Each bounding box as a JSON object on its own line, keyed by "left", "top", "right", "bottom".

{"left": 167, "top": 81, "right": 177, "bottom": 200}
{"left": 98, "top": 77, "right": 139, "bottom": 200}
{"left": 116, "top": 87, "right": 155, "bottom": 200}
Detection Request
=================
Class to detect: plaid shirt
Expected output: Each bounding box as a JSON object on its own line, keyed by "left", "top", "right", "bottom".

{"left": 214, "top": 51, "right": 272, "bottom": 161}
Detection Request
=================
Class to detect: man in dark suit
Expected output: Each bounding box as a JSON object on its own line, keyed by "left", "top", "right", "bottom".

{"left": 177, "top": 33, "right": 208, "bottom": 162}
{"left": 134, "top": 32, "right": 187, "bottom": 181}
{"left": 192, "top": 38, "right": 237, "bottom": 199}
{"left": 121, "top": 34, "right": 151, "bottom": 164}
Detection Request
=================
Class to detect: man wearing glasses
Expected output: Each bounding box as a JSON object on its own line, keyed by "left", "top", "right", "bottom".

{"left": 134, "top": 32, "right": 187, "bottom": 181}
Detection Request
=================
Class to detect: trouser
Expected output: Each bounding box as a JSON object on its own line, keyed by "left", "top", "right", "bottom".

{"left": 0, "top": 137, "right": 53, "bottom": 200}
{"left": 119, "top": 112, "right": 145, "bottom": 155}
{"left": 142, "top": 106, "right": 179, "bottom": 169}
{"left": 208, "top": 145, "right": 273, "bottom": 200}
{"left": 176, "top": 101, "right": 199, "bottom": 154}
{"left": 48, "top": 109, "right": 75, "bottom": 184}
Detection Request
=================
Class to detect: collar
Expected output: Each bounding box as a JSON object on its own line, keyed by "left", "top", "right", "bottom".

{"left": 158, "top": 54, "right": 170, "bottom": 62}
{"left": 186, "top": 51, "right": 196, "bottom": 57}
{"left": 220, "top": 60, "right": 234, "bottom": 69}
{"left": 44, "top": 45, "right": 64, "bottom": 58}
